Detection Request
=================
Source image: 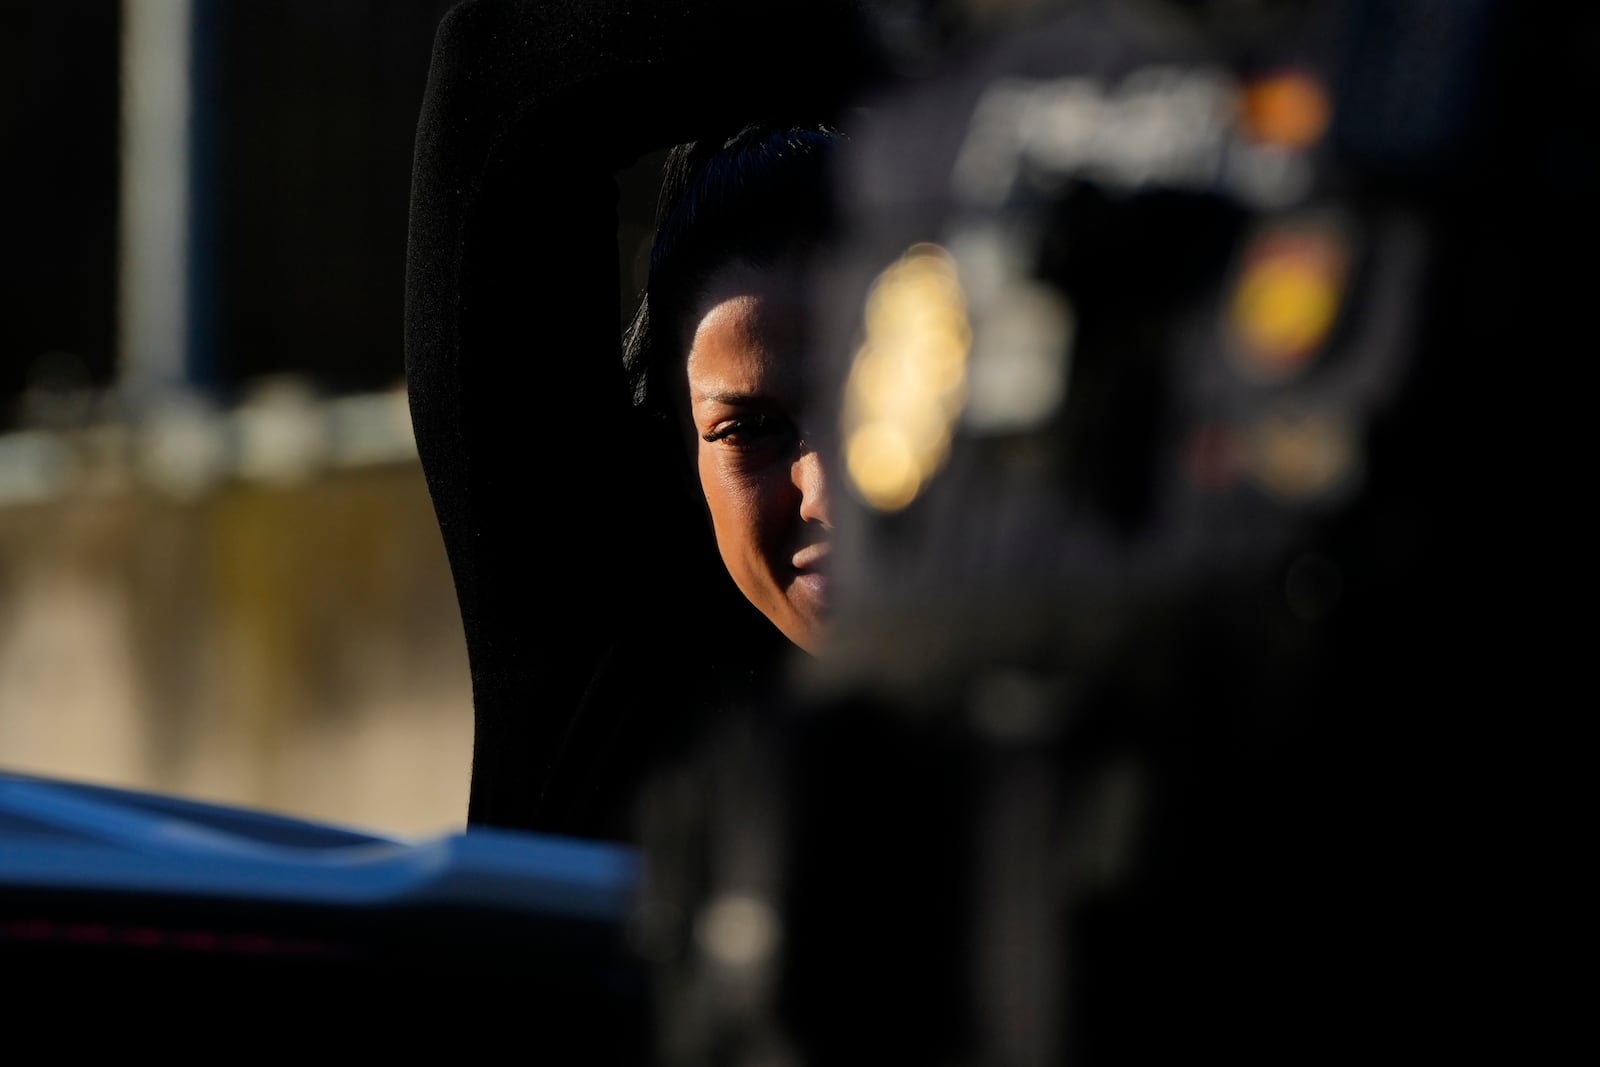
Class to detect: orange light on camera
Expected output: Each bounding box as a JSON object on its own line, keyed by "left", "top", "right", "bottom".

{"left": 1240, "top": 70, "right": 1330, "bottom": 149}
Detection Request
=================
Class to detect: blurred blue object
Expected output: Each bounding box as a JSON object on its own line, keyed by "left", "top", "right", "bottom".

{"left": 0, "top": 768, "right": 638, "bottom": 919}
{"left": 0, "top": 767, "right": 651, "bottom": 1045}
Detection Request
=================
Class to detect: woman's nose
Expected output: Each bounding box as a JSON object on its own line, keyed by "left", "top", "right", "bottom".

{"left": 793, "top": 447, "right": 832, "bottom": 529}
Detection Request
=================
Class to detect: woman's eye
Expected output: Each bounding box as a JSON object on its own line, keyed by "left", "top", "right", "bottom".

{"left": 703, "top": 413, "right": 796, "bottom": 450}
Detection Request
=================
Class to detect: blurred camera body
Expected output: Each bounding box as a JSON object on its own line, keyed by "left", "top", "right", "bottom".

{"left": 640, "top": 0, "right": 1558, "bottom": 1063}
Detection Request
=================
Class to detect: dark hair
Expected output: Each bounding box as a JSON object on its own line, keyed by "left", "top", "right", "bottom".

{"left": 622, "top": 121, "right": 845, "bottom": 420}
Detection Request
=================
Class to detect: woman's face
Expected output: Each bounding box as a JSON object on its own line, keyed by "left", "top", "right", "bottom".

{"left": 682, "top": 258, "right": 832, "bottom": 655}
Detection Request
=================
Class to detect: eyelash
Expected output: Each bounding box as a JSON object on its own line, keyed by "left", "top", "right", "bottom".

{"left": 702, "top": 414, "right": 796, "bottom": 448}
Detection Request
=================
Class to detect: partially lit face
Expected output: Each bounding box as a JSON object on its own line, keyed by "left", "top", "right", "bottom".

{"left": 682, "top": 258, "right": 832, "bottom": 655}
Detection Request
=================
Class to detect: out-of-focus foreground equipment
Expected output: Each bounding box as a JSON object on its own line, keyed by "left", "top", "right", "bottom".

{"left": 0, "top": 767, "right": 647, "bottom": 1042}
{"left": 638, "top": 0, "right": 1583, "bottom": 1063}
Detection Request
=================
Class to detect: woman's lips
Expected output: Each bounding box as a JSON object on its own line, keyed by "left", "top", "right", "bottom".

{"left": 791, "top": 543, "right": 831, "bottom": 573}
{"left": 790, "top": 543, "right": 832, "bottom": 608}
{"left": 790, "top": 570, "right": 830, "bottom": 607}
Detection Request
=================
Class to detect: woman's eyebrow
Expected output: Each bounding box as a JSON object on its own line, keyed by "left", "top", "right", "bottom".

{"left": 694, "top": 389, "right": 773, "bottom": 407}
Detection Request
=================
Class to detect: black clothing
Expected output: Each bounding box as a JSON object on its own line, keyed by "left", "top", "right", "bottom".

{"left": 402, "top": 0, "right": 889, "bottom": 841}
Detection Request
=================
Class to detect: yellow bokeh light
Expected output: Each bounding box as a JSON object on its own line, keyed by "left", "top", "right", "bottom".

{"left": 846, "top": 421, "right": 923, "bottom": 512}
{"left": 1252, "top": 409, "right": 1354, "bottom": 500}
{"left": 842, "top": 242, "right": 975, "bottom": 512}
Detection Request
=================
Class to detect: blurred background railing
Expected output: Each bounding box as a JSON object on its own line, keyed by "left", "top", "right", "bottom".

{"left": 1, "top": 0, "right": 664, "bottom": 834}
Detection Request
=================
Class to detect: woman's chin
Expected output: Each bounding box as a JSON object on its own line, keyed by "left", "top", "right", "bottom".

{"left": 774, "top": 583, "right": 830, "bottom": 656}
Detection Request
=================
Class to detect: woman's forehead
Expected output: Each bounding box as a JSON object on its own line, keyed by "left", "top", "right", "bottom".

{"left": 686, "top": 305, "right": 801, "bottom": 400}
{"left": 688, "top": 259, "right": 811, "bottom": 334}
{"left": 686, "top": 261, "right": 811, "bottom": 399}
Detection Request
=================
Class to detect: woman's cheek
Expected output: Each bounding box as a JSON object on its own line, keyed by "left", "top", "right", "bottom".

{"left": 700, "top": 449, "right": 795, "bottom": 529}
{"left": 698, "top": 454, "right": 753, "bottom": 522}
{"left": 724, "top": 474, "right": 770, "bottom": 525}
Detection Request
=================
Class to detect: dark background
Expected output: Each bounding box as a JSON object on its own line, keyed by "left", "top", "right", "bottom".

{"left": 3, "top": 2, "right": 123, "bottom": 411}
{"left": 2, "top": 0, "right": 666, "bottom": 427}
